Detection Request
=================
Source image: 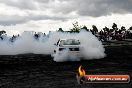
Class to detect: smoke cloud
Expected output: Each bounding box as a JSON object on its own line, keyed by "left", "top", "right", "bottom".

{"left": 0, "top": 30, "right": 105, "bottom": 62}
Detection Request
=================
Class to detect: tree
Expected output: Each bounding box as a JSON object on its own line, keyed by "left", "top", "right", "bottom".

{"left": 112, "top": 23, "right": 117, "bottom": 30}
{"left": 121, "top": 26, "right": 126, "bottom": 31}
{"left": 129, "top": 26, "right": 132, "bottom": 30}
{"left": 58, "top": 28, "right": 64, "bottom": 32}
{"left": 103, "top": 26, "right": 109, "bottom": 32}
{"left": 81, "top": 25, "right": 89, "bottom": 31}
{"left": 0, "top": 30, "right": 6, "bottom": 36}
{"left": 92, "top": 25, "right": 98, "bottom": 32}
{"left": 70, "top": 21, "right": 81, "bottom": 33}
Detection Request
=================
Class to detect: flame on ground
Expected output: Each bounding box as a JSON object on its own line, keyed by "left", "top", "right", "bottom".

{"left": 78, "top": 65, "right": 86, "bottom": 76}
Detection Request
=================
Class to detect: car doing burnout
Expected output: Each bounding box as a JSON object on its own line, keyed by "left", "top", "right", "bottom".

{"left": 51, "top": 39, "right": 82, "bottom": 58}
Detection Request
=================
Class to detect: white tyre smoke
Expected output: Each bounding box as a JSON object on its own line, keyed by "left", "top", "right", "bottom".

{"left": 0, "top": 30, "right": 106, "bottom": 62}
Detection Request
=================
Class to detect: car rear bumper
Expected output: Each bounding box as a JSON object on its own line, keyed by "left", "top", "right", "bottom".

{"left": 51, "top": 51, "right": 83, "bottom": 58}
{"left": 66, "top": 51, "right": 83, "bottom": 57}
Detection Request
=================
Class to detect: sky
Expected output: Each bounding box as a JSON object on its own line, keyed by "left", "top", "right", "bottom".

{"left": 0, "top": 0, "right": 132, "bottom": 35}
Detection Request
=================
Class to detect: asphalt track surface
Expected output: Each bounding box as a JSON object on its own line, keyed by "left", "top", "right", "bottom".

{"left": 0, "top": 45, "right": 132, "bottom": 88}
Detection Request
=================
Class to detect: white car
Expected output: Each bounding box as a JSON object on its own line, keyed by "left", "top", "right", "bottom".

{"left": 51, "top": 39, "right": 82, "bottom": 58}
